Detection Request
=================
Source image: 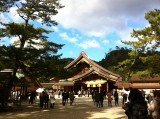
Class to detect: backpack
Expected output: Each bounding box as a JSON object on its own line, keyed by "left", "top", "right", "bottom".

{"left": 132, "top": 103, "right": 148, "bottom": 119}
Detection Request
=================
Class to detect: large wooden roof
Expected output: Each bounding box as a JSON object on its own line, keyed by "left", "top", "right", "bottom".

{"left": 64, "top": 51, "right": 121, "bottom": 82}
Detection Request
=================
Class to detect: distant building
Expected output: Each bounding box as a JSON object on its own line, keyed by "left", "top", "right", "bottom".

{"left": 115, "top": 74, "right": 160, "bottom": 89}
{"left": 0, "top": 69, "right": 41, "bottom": 92}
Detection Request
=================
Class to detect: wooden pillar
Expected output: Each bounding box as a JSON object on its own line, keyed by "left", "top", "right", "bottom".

{"left": 99, "top": 86, "right": 101, "bottom": 92}
{"left": 106, "top": 82, "right": 108, "bottom": 92}
{"left": 73, "top": 85, "right": 74, "bottom": 92}
{"left": 81, "top": 85, "right": 83, "bottom": 91}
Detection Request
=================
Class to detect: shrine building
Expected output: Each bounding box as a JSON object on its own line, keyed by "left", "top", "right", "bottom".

{"left": 61, "top": 51, "right": 121, "bottom": 92}
{"left": 41, "top": 51, "right": 160, "bottom": 91}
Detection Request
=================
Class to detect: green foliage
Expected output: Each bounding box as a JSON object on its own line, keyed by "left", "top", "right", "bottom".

{"left": 0, "top": 0, "right": 19, "bottom": 12}
{"left": 140, "top": 53, "right": 160, "bottom": 74}
{"left": 99, "top": 47, "right": 131, "bottom": 81}
{"left": 136, "top": 70, "right": 151, "bottom": 76}
{"left": 99, "top": 47, "right": 131, "bottom": 69}
{"left": 116, "top": 9, "right": 160, "bottom": 81}
{"left": 18, "top": 0, "right": 63, "bottom": 26}
{"left": 0, "top": 0, "right": 64, "bottom": 101}
{"left": 0, "top": 23, "right": 51, "bottom": 47}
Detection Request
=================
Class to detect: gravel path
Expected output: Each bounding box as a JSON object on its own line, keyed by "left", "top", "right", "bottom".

{"left": 0, "top": 96, "right": 127, "bottom": 119}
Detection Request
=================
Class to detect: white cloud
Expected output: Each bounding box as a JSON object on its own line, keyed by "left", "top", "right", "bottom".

{"left": 0, "top": 14, "right": 9, "bottom": 24}
{"left": 56, "top": 0, "right": 160, "bottom": 39}
{"left": 10, "top": 37, "right": 19, "bottom": 44}
{"left": 10, "top": 36, "right": 44, "bottom": 49}
{"left": 21, "top": 0, "right": 26, "bottom": 3}
{"left": 0, "top": 7, "right": 22, "bottom": 23}
{"left": 7, "top": 7, "right": 22, "bottom": 22}
{"left": 78, "top": 40, "right": 100, "bottom": 49}
{"left": 51, "top": 26, "right": 59, "bottom": 32}
{"left": 89, "top": 31, "right": 106, "bottom": 37}
{"left": 115, "top": 40, "right": 123, "bottom": 45}
{"left": 147, "top": 40, "right": 156, "bottom": 49}
{"left": 59, "top": 32, "right": 77, "bottom": 43}
{"left": 102, "top": 40, "right": 109, "bottom": 44}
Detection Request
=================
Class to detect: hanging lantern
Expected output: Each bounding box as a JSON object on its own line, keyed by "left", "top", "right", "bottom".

{"left": 87, "top": 84, "right": 90, "bottom": 87}
{"left": 98, "top": 84, "right": 101, "bottom": 87}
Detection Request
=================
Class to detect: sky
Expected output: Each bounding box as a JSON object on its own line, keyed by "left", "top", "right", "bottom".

{"left": 0, "top": 0, "right": 160, "bottom": 61}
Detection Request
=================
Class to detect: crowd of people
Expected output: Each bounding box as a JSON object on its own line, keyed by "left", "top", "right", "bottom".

{"left": 61, "top": 90, "right": 75, "bottom": 106}
{"left": 26, "top": 90, "right": 56, "bottom": 109}
{"left": 59, "top": 88, "right": 160, "bottom": 119}
{"left": 25, "top": 88, "right": 160, "bottom": 119}
{"left": 38, "top": 90, "right": 75, "bottom": 108}
{"left": 89, "top": 88, "right": 160, "bottom": 119}
{"left": 90, "top": 89, "right": 120, "bottom": 108}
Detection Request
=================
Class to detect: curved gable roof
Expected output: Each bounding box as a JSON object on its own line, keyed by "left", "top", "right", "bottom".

{"left": 71, "top": 67, "right": 117, "bottom": 82}
{"left": 64, "top": 51, "right": 90, "bottom": 69}
{"left": 64, "top": 51, "right": 121, "bottom": 82}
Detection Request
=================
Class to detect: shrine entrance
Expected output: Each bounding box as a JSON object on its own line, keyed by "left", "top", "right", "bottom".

{"left": 73, "top": 80, "right": 116, "bottom": 94}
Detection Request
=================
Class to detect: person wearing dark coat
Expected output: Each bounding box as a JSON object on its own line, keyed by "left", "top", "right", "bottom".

{"left": 94, "top": 91, "right": 100, "bottom": 108}
{"left": 39, "top": 92, "right": 44, "bottom": 109}
{"left": 66, "top": 91, "right": 69, "bottom": 103}
{"left": 44, "top": 91, "right": 49, "bottom": 108}
{"left": 99, "top": 90, "right": 104, "bottom": 107}
{"left": 90, "top": 90, "right": 95, "bottom": 104}
{"left": 95, "top": 90, "right": 104, "bottom": 108}
{"left": 69, "top": 91, "right": 75, "bottom": 105}
{"left": 29, "top": 91, "right": 36, "bottom": 104}
{"left": 62, "top": 90, "right": 67, "bottom": 106}
{"left": 122, "top": 88, "right": 148, "bottom": 119}
{"left": 114, "top": 90, "right": 119, "bottom": 106}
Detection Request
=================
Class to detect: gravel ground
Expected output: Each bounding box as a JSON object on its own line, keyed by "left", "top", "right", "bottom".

{"left": 0, "top": 96, "right": 127, "bottom": 119}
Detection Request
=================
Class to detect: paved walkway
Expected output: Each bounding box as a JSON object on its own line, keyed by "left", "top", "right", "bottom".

{"left": 0, "top": 96, "right": 127, "bottom": 119}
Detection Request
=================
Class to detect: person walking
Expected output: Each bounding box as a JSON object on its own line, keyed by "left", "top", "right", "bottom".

{"left": 99, "top": 90, "right": 104, "bottom": 107}
{"left": 66, "top": 91, "right": 69, "bottom": 103}
{"left": 148, "top": 90, "right": 160, "bottom": 119}
{"left": 58, "top": 90, "right": 61, "bottom": 98}
{"left": 29, "top": 91, "right": 36, "bottom": 104}
{"left": 87, "top": 89, "right": 90, "bottom": 97}
{"left": 122, "top": 92, "right": 128, "bottom": 105}
{"left": 114, "top": 90, "right": 119, "bottom": 106}
{"left": 107, "top": 91, "right": 113, "bottom": 107}
{"left": 39, "top": 92, "right": 44, "bottom": 109}
{"left": 44, "top": 91, "right": 49, "bottom": 108}
{"left": 50, "top": 92, "right": 55, "bottom": 109}
{"left": 69, "top": 91, "right": 75, "bottom": 105}
{"left": 122, "top": 88, "right": 130, "bottom": 105}
{"left": 95, "top": 90, "right": 100, "bottom": 108}
{"left": 91, "top": 90, "right": 96, "bottom": 104}
{"left": 122, "top": 88, "right": 148, "bottom": 119}
{"left": 62, "top": 90, "right": 67, "bottom": 106}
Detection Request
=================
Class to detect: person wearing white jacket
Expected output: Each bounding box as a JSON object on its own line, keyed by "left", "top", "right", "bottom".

{"left": 50, "top": 92, "right": 56, "bottom": 109}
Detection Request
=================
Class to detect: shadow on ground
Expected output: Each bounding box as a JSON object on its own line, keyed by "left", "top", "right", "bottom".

{"left": 0, "top": 98, "right": 127, "bottom": 119}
